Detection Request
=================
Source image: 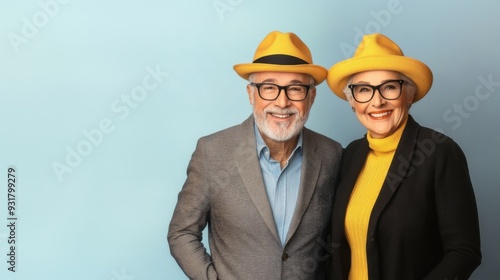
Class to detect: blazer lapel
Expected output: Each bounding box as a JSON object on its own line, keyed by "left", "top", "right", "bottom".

{"left": 285, "top": 128, "right": 321, "bottom": 243}
{"left": 334, "top": 137, "right": 370, "bottom": 232}
{"left": 370, "top": 115, "right": 420, "bottom": 224}
{"left": 233, "top": 116, "right": 280, "bottom": 242}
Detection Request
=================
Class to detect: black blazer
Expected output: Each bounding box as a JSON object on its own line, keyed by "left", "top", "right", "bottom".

{"left": 329, "top": 115, "right": 481, "bottom": 280}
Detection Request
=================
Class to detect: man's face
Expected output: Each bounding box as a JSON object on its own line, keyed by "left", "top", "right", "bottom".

{"left": 247, "top": 72, "right": 316, "bottom": 143}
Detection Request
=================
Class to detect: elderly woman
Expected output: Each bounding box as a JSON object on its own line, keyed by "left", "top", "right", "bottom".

{"left": 326, "top": 33, "right": 481, "bottom": 280}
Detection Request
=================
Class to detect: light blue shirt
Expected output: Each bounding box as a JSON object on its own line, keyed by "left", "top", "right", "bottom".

{"left": 254, "top": 124, "right": 303, "bottom": 246}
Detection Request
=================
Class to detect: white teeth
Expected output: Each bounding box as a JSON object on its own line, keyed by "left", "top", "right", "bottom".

{"left": 370, "top": 111, "right": 390, "bottom": 118}
{"left": 271, "top": 113, "right": 290, "bottom": 118}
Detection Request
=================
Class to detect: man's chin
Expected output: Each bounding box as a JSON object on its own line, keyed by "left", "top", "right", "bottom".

{"left": 270, "top": 120, "right": 291, "bottom": 130}
{"left": 254, "top": 113, "right": 306, "bottom": 142}
{"left": 264, "top": 124, "right": 301, "bottom": 142}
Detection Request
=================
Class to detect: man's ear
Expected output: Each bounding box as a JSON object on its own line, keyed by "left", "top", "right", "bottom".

{"left": 309, "top": 87, "right": 317, "bottom": 105}
{"left": 247, "top": 84, "right": 254, "bottom": 105}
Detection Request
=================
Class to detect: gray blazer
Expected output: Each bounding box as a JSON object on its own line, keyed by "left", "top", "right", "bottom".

{"left": 168, "top": 115, "right": 342, "bottom": 280}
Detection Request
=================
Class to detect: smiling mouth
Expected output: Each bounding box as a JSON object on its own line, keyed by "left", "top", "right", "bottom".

{"left": 270, "top": 113, "right": 294, "bottom": 119}
{"left": 369, "top": 111, "right": 392, "bottom": 118}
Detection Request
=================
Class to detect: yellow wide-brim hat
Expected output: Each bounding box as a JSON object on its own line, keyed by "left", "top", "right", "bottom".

{"left": 234, "top": 31, "right": 327, "bottom": 85}
{"left": 327, "top": 33, "right": 433, "bottom": 103}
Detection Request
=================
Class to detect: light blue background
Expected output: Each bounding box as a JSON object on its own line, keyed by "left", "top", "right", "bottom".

{"left": 1, "top": 0, "right": 499, "bottom": 279}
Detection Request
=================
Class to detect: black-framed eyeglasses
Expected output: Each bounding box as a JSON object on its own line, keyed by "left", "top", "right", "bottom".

{"left": 348, "top": 80, "right": 404, "bottom": 103}
{"left": 250, "top": 82, "right": 311, "bottom": 101}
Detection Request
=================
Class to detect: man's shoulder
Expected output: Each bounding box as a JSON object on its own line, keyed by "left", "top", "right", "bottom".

{"left": 202, "top": 123, "right": 241, "bottom": 139}
{"left": 197, "top": 116, "right": 254, "bottom": 147}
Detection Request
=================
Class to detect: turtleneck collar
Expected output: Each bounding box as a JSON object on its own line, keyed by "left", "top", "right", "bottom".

{"left": 366, "top": 117, "right": 408, "bottom": 154}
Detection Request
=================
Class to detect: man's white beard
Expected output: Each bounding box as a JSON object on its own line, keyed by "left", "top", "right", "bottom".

{"left": 253, "top": 107, "right": 308, "bottom": 142}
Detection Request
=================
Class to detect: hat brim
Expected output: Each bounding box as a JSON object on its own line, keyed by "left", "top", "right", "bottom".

{"left": 327, "top": 55, "right": 433, "bottom": 103}
{"left": 234, "top": 63, "right": 328, "bottom": 85}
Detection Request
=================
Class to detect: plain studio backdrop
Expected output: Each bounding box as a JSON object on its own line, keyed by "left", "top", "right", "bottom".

{"left": 0, "top": 0, "right": 499, "bottom": 279}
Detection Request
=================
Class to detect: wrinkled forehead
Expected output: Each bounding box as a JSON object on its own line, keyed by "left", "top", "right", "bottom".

{"left": 250, "top": 72, "right": 314, "bottom": 84}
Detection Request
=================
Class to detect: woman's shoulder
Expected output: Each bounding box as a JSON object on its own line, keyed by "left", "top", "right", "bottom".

{"left": 414, "top": 121, "right": 461, "bottom": 150}
{"left": 408, "top": 117, "right": 468, "bottom": 162}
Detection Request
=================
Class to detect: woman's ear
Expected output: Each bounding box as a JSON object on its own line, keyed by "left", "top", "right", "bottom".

{"left": 407, "top": 92, "right": 414, "bottom": 104}
{"left": 347, "top": 97, "right": 356, "bottom": 111}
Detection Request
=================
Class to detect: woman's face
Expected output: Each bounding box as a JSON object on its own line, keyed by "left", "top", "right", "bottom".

{"left": 349, "top": 70, "right": 413, "bottom": 139}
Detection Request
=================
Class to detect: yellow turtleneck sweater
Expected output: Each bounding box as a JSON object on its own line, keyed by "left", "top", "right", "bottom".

{"left": 345, "top": 119, "right": 407, "bottom": 280}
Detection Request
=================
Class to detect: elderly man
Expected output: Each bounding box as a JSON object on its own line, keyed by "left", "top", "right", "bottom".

{"left": 168, "top": 31, "right": 342, "bottom": 280}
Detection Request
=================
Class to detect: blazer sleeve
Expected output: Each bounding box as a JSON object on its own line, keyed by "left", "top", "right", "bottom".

{"left": 424, "top": 138, "right": 481, "bottom": 279}
{"left": 167, "top": 138, "right": 218, "bottom": 280}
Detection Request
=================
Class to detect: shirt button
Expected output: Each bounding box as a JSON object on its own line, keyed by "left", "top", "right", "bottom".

{"left": 282, "top": 253, "right": 289, "bottom": 261}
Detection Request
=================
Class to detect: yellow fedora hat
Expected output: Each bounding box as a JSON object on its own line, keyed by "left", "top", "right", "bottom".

{"left": 234, "top": 31, "right": 327, "bottom": 85}
{"left": 327, "top": 33, "right": 433, "bottom": 103}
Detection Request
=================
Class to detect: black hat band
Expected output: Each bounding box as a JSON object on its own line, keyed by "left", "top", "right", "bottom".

{"left": 253, "top": 54, "right": 309, "bottom": 65}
